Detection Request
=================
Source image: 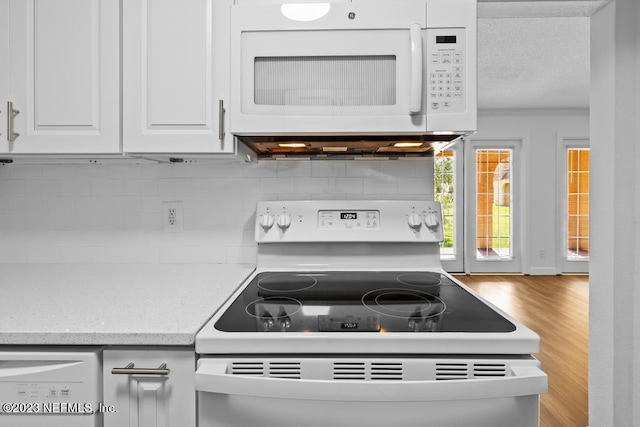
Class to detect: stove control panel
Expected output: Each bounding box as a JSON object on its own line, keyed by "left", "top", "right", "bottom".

{"left": 256, "top": 201, "right": 443, "bottom": 243}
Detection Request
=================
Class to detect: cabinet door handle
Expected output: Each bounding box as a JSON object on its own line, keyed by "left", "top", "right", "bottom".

{"left": 218, "top": 99, "right": 226, "bottom": 142}
{"left": 7, "top": 101, "right": 20, "bottom": 142}
{"left": 111, "top": 362, "right": 170, "bottom": 376}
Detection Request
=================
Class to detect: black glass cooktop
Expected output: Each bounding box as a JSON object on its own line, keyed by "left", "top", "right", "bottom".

{"left": 214, "top": 272, "right": 516, "bottom": 333}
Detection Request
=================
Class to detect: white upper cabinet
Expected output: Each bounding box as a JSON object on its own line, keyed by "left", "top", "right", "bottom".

{"left": 123, "top": 0, "right": 233, "bottom": 154}
{"left": 0, "top": 0, "right": 7, "bottom": 150}
{"left": 2, "top": 0, "right": 120, "bottom": 154}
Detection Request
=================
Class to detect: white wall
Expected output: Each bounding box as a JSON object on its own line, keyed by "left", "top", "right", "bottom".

{"left": 0, "top": 109, "right": 590, "bottom": 274}
{"left": 475, "top": 109, "right": 589, "bottom": 274}
{"left": 589, "top": 0, "right": 640, "bottom": 425}
{"left": 0, "top": 159, "right": 434, "bottom": 264}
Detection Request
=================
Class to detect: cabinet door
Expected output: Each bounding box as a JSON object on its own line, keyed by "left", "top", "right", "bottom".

{"left": 0, "top": 0, "right": 7, "bottom": 152}
{"left": 103, "top": 348, "right": 196, "bottom": 427}
{"left": 6, "top": 0, "right": 120, "bottom": 154}
{"left": 123, "top": 0, "right": 233, "bottom": 154}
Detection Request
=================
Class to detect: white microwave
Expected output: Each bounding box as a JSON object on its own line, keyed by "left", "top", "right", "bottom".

{"left": 230, "top": 0, "right": 477, "bottom": 158}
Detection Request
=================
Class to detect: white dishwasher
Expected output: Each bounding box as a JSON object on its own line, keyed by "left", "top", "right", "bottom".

{"left": 0, "top": 346, "right": 103, "bottom": 427}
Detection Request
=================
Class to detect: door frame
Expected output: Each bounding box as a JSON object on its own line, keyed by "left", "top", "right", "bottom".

{"left": 464, "top": 138, "right": 524, "bottom": 273}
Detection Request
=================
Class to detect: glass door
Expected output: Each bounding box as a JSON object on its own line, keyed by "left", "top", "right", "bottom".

{"left": 466, "top": 140, "right": 522, "bottom": 273}
{"left": 435, "top": 143, "right": 464, "bottom": 272}
{"left": 558, "top": 140, "right": 589, "bottom": 273}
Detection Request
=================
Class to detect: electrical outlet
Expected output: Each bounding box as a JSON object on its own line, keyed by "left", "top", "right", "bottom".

{"left": 162, "top": 201, "right": 183, "bottom": 232}
{"left": 539, "top": 248, "right": 546, "bottom": 258}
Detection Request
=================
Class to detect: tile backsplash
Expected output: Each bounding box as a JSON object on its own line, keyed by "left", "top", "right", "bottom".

{"left": 0, "top": 159, "right": 434, "bottom": 264}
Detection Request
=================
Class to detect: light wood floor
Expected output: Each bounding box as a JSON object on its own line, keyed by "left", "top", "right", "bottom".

{"left": 453, "top": 274, "right": 589, "bottom": 427}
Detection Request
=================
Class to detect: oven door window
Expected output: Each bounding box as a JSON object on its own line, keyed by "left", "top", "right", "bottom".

{"left": 254, "top": 55, "right": 396, "bottom": 107}
{"left": 240, "top": 30, "right": 414, "bottom": 116}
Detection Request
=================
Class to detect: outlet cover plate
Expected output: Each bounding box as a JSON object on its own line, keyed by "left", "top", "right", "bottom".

{"left": 162, "top": 201, "right": 183, "bottom": 232}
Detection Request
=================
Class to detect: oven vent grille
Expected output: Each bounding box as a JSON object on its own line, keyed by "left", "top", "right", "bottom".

{"left": 230, "top": 362, "right": 303, "bottom": 379}
{"left": 435, "top": 363, "right": 508, "bottom": 380}
{"left": 333, "top": 362, "right": 366, "bottom": 380}
{"left": 371, "top": 362, "right": 403, "bottom": 380}
{"left": 230, "top": 362, "right": 264, "bottom": 376}
{"left": 435, "top": 363, "right": 469, "bottom": 380}
{"left": 269, "top": 362, "right": 302, "bottom": 379}
{"left": 473, "top": 363, "right": 507, "bottom": 378}
{"left": 333, "top": 362, "right": 404, "bottom": 380}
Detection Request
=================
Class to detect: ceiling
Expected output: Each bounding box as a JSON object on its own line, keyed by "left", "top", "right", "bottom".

{"left": 477, "top": 0, "right": 609, "bottom": 110}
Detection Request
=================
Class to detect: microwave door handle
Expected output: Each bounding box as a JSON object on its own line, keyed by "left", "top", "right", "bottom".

{"left": 409, "top": 23, "right": 422, "bottom": 114}
{"left": 195, "top": 363, "right": 547, "bottom": 402}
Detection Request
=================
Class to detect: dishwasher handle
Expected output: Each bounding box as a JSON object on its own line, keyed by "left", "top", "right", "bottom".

{"left": 195, "top": 363, "right": 547, "bottom": 402}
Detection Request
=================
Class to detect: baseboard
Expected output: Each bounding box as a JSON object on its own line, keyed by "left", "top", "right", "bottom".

{"left": 528, "top": 267, "right": 559, "bottom": 275}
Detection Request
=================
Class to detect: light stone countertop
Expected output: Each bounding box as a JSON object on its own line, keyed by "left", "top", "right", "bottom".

{"left": 0, "top": 263, "right": 255, "bottom": 346}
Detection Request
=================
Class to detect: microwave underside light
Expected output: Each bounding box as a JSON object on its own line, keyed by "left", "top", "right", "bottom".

{"left": 237, "top": 135, "right": 462, "bottom": 159}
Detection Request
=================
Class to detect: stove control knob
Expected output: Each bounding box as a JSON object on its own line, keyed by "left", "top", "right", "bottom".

{"left": 407, "top": 214, "right": 422, "bottom": 230}
{"left": 408, "top": 306, "right": 423, "bottom": 332}
{"left": 260, "top": 311, "right": 274, "bottom": 332}
{"left": 260, "top": 214, "right": 275, "bottom": 230}
{"left": 424, "top": 212, "right": 440, "bottom": 230}
{"left": 277, "top": 214, "right": 292, "bottom": 230}
{"left": 277, "top": 306, "right": 291, "bottom": 332}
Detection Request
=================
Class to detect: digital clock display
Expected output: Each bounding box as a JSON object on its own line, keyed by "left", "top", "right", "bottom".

{"left": 318, "top": 210, "right": 379, "bottom": 230}
{"left": 436, "top": 35, "right": 457, "bottom": 44}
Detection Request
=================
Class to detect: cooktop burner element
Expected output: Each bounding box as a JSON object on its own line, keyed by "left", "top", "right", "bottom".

{"left": 362, "top": 288, "right": 445, "bottom": 318}
{"left": 396, "top": 272, "right": 442, "bottom": 288}
{"left": 257, "top": 274, "right": 318, "bottom": 293}
{"left": 214, "top": 271, "right": 516, "bottom": 334}
{"left": 362, "top": 288, "right": 446, "bottom": 332}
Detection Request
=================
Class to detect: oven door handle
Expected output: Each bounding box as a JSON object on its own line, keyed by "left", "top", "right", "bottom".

{"left": 195, "top": 363, "right": 547, "bottom": 402}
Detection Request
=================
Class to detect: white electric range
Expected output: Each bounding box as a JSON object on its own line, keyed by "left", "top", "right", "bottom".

{"left": 195, "top": 200, "right": 547, "bottom": 427}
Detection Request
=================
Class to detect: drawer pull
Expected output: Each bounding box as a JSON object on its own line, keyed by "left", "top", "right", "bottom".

{"left": 111, "top": 362, "right": 170, "bottom": 376}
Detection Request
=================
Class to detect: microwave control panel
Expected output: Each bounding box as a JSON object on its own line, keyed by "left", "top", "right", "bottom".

{"left": 427, "top": 28, "right": 466, "bottom": 114}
